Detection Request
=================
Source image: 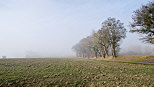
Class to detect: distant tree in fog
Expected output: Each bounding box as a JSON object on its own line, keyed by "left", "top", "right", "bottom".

{"left": 72, "top": 37, "right": 92, "bottom": 58}
{"left": 130, "top": 1, "right": 154, "bottom": 44}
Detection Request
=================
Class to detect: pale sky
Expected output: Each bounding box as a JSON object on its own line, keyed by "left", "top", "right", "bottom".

{"left": 0, "top": 0, "right": 153, "bottom": 58}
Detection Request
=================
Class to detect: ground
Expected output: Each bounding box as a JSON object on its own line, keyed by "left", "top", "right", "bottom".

{"left": 0, "top": 58, "right": 154, "bottom": 87}
{"left": 97, "top": 56, "right": 154, "bottom": 62}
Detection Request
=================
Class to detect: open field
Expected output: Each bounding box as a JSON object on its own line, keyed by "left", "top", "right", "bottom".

{"left": 0, "top": 58, "right": 154, "bottom": 87}
{"left": 97, "top": 56, "right": 154, "bottom": 62}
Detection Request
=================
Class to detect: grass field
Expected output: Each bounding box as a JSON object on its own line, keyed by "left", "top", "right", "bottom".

{"left": 97, "top": 56, "right": 154, "bottom": 62}
{"left": 0, "top": 58, "right": 154, "bottom": 87}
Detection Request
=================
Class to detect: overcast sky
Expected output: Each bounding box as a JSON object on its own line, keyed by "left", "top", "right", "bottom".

{"left": 0, "top": 0, "right": 153, "bottom": 58}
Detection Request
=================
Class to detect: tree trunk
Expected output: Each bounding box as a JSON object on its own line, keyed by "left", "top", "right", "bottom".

{"left": 112, "top": 45, "right": 117, "bottom": 58}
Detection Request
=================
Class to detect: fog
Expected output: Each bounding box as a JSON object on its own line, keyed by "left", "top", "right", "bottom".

{"left": 0, "top": 0, "right": 153, "bottom": 58}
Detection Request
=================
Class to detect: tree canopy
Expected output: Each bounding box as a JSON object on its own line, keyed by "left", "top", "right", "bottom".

{"left": 130, "top": 1, "right": 154, "bottom": 44}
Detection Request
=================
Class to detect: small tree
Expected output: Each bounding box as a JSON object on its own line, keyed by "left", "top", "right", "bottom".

{"left": 130, "top": 1, "right": 154, "bottom": 44}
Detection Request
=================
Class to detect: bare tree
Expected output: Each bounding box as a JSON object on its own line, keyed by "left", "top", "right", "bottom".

{"left": 101, "top": 18, "right": 126, "bottom": 58}
{"left": 97, "top": 29, "right": 110, "bottom": 58}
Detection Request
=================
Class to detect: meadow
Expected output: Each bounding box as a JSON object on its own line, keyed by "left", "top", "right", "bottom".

{"left": 0, "top": 58, "right": 154, "bottom": 87}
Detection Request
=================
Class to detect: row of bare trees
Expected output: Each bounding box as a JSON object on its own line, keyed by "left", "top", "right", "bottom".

{"left": 72, "top": 18, "right": 126, "bottom": 58}
{"left": 72, "top": 1, "right": 154, "bottom": 58}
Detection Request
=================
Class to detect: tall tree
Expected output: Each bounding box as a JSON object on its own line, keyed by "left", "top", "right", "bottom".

{"left": 97, "top": 29, "right": 110, "bottom": 58}
{"left": 102, "top": 18, "right": 126, "bottom": 58}
{"left": 130, "top": 1, "right": 154, "bottom": 44}
{"left": 91, "top": 31, "right": 101, "bottom": 58}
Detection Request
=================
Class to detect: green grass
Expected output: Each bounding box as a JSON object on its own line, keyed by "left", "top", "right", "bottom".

{"left": 0, "top": 58, "right": 154, "bottom": 87}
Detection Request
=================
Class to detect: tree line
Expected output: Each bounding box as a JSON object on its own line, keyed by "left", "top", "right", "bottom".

{"left": 73, "top": 1, "right": 154, "bottom": 58}
{"left": 72, "top": 18, "right": 126, "bottom": 58}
